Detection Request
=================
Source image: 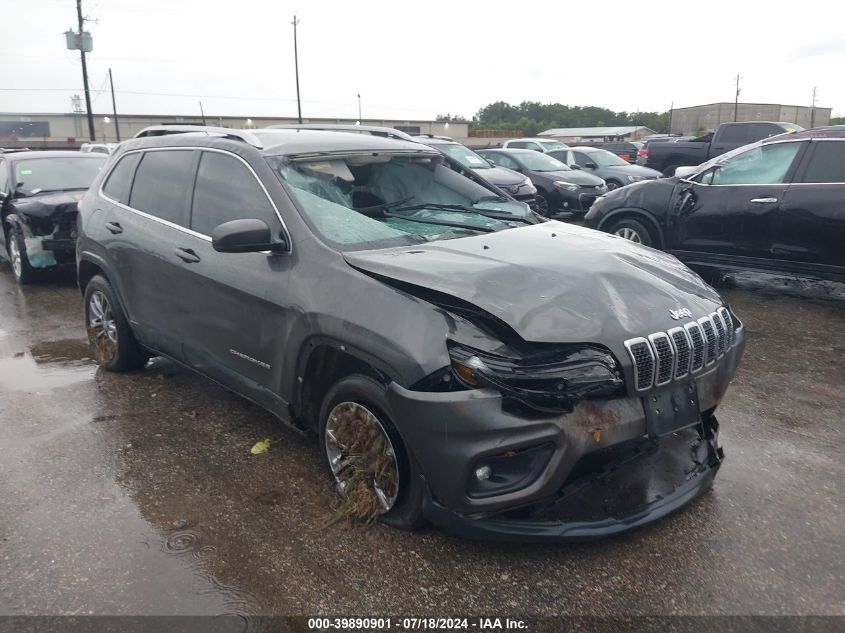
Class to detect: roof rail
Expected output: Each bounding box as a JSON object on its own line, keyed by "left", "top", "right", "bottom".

{"left": 133, "top": 125, "right": 264, "bottom": 149}
{"left": 413, "top": 134, "right": 455, "bottom": 141}
{"left": 266, "top": 123, "right": 416, "bottom": 142}
{"left": 0, "top": 147, "right": 32, "bottom": 153}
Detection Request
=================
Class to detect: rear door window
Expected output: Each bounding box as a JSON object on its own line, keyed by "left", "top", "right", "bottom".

{"left": 102, "top": 152, "right": 141, "bottom": 204}
{"left": 797, "top": 141, "right": 845, "bottom": 183}
{"left": 190, "top": 151, "right": 278, "bottom": 236}
{"left": 508, "top": 142, "right": 527, "bottom": 149}
{"left": 128, "top": 150, "right": 195, "bottom": 226}
{"left": 0, "top": 159, "right": 7, "bottom": 194}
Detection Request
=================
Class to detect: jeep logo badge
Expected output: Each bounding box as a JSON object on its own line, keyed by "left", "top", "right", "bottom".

{"left": 669, "top": 308, "right": 693, "bottom": 320}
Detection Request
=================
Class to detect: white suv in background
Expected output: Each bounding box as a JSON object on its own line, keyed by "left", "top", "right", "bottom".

{"left": 502, "top": 138, "right": 569, "bottom": 153}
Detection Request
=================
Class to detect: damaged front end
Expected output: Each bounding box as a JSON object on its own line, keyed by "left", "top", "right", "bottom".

{"left": 422, "top": 415, "right": 723, "bottom": 542}
{"left": 377, "top": 277, "right": 744, "bottom": 541}
{"left": 6, "top": 192, "right": 82, "bottom": 270}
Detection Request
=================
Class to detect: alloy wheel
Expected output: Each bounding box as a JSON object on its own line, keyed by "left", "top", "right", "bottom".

{"left": 606, "top": 181, "right": 619, "bottom": 191}
{"left": 87, "top": 290, "right": 118, "bottom": 364}
{"left": 614, "top": 227, "right": 643, "bottom": 243}
{"left": 324, "top": 401, "right": 400, "bottom": 515}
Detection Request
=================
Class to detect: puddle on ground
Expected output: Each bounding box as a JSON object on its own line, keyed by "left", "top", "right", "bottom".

{"left": 0, "top": 338, "right": 96, "bottom": 392}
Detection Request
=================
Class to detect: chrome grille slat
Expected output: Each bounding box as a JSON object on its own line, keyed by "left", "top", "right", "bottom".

{"left": 685, "top": 322, "right": 705, "bottom": 372}
{"left": 698, "top": 316, "right": 717, "bottom": 366}
{"left": 668, "top": 327, "right": 691, "bottom": 379}
{"left": 712, "top": 311, "right": 727, "bottom": 356}
{"left": 718, "top": 307, "right": 735, "bottom": 348}
{"left": 624, "top": 338, "right": 654, "bottom": 392}
{"left": 625, "top": 308, "right": 736, "bottom": 391}
{"left": 648, "top": 332, "right": 674, "bottom": 386}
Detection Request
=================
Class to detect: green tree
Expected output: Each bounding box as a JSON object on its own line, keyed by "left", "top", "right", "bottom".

{"left": 472, "top": 101, "right": 670, "bottom": 134}
{"left": 831, "top": 116, "right": 845, "bottom": 125}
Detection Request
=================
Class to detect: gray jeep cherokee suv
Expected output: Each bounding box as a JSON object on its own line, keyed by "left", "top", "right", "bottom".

{"left": 77, "top": 126, "right": 745, "bottom": 541}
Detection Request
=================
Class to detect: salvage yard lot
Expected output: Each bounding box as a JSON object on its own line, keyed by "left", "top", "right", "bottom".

{"left": 0, "top": 265, "right": 843, "bottom": 617}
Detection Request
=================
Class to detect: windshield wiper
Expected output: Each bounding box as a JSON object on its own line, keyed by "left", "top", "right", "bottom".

{"left": 390, "top": 203, "right": 535, "bottom": 225}
{"left": 382, "top": 210, "right": 497, "bottom": 233}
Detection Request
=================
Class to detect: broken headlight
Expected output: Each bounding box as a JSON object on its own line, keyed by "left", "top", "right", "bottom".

{"left": 448, "top": 342, "right": 624, "bottom": 412}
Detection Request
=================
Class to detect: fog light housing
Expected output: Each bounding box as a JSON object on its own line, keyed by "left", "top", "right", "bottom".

{"left": 467, "top": 443, "right": 555, "bottom": 498}
{"left": 475, "top": 465, "right": 492, "bottom": 481}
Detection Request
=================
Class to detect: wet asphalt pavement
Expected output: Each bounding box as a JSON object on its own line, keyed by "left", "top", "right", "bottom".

{"left": 0, "top": 263, "right": 843, "bottom": 621}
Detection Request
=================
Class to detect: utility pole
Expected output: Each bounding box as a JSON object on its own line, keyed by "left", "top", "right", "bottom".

{"left": 76, "top": 0, "right": 95, "bottom": 141}
{"left": 292, "top": 14, "right": 302, "bottom": 123}
{"left": 733, "top": 74, "right": 741, "bottom": 122}
{"left": 810, "top": 87, "right": 817, "bottom": 128}
{"left": 108, "top": 68, "right": 120, "bottom": 141}
{"left": 357, "top": 93, "right": 362, "bottom": 122}
{"left": 199, "top": 100, "right": 207, "bottom": 125}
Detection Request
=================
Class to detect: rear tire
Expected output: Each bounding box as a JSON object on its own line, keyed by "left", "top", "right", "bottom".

{"left": 319, "top": 374, "right": 425, "bottom": 530}
{"left": 663, "top": 164, "right": 680, "bottom": 178}
{"left": 83, "top": 274, "right": 146, "bottom": 371}
{"left": 608, "top": 218, "right": 654, "bottom": 247}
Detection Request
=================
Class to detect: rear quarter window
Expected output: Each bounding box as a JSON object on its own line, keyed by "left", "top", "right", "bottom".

{"left": 102, "top": 152, "right": 141, "bottom": 204}
{"left": 798, "top": 141, "right": 845, "bottom": 183}
{"left": 128, "top": 150, "right": 195, "bottom": 226}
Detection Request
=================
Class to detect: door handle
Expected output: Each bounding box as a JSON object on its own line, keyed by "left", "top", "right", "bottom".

{"left": 750, "top": 197, "right": 778, "bottom": 204}
{"left": 105, "top": 221, "right": 123, "bottom": 234}
{"left": 174, "top": 247, "right": 201, "bottom": 263}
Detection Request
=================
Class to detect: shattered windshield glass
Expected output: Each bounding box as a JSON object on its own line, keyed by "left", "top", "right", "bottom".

{"left": 267, "top": 153, "right": 534, "bottom": 251}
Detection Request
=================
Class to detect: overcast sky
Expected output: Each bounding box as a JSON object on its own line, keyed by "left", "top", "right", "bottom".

{"left": 2, "top": 0, "right": 844, "bottom": 120}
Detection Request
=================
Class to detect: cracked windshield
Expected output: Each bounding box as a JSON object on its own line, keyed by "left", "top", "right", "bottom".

{"left": 269, "top": 153, "right": 534, "bottom": 249}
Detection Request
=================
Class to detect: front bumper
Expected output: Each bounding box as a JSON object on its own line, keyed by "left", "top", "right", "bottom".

{"left": 422, "top": 418, "right": 721, "bottom": 542}
{"left": 386, "top": 329, "right": 744, "bottom": 540}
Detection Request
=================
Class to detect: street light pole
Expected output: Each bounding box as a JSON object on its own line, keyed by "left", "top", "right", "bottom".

{"left": 76, "top": 0, "right": 95, "bottom": 141}
{"left": 292, "top": 14, "right": 302, "bottom": 123}
{"left": 357, "top": 93, "right": 361, "bottom": 122}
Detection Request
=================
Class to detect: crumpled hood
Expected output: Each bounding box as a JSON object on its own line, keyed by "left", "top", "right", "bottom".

{"left": 344, "top": 222, "right": 723, "bottom": 347}
{"left": 9, "top": 191, "right": 83, "bottom": 219}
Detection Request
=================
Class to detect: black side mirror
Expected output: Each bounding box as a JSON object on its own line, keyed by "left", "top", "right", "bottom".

{"left": 570, "top": 164, "right": 582, "bottom": 170}
{"left": 211, "top": 219, "right": 287, "bottom": 254}
{"left": 585, "top": 162, "right": 598, "bottom": 169}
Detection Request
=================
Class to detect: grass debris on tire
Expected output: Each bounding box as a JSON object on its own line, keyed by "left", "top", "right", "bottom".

{"left": 324, "top": 401, "right": 399, "bottom": 526}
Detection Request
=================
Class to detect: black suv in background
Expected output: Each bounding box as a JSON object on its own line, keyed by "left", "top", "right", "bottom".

{"left": 585, "top": 126, "right": 845, "bottom": 281}
{"left": 1, "top": 150, "right": 106, "bottom": 283}
{"left": 77, "top": 126, "right": 745, "bottom": 541}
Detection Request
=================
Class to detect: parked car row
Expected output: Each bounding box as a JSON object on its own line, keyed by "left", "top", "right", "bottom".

{"left": 3, "top": 124, "right": 748, "bottom": 543}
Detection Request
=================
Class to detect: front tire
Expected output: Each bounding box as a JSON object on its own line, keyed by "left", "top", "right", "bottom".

{"left": 84, "top": 274, "right": 146, "bottom": 371}
{"left": 608, "top": 218, "right": 654, "bottom": 247}
{"left": 605, "top": 179, "right": 622, "bottom": 191}
{"left": 533, "top": 192, "right": 551, "bottom": 217}
{"left": 319, "top": 374, "right": 425, "bottom": 530}
{"left": 6, "top": 224, "right": 37, "bottom": 284}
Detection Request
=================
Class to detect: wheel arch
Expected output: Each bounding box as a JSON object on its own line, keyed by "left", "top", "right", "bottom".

{"left": 291, "top": 336, "right": 403, "bottom": 431}
{"left": 597, "top": 208, "right": 666, "bottom": 250}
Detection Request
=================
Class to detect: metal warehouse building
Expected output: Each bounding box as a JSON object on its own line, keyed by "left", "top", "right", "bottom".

{"left": 0, "top": 113, "right": 470, "bottom": 149}
{"left": 670, "top": 102, "right": 831, "bottom": 136}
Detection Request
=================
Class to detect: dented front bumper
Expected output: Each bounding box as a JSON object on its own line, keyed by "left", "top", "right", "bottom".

{"left": 386, "top": 329, "right": 744, "bottom": 540}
